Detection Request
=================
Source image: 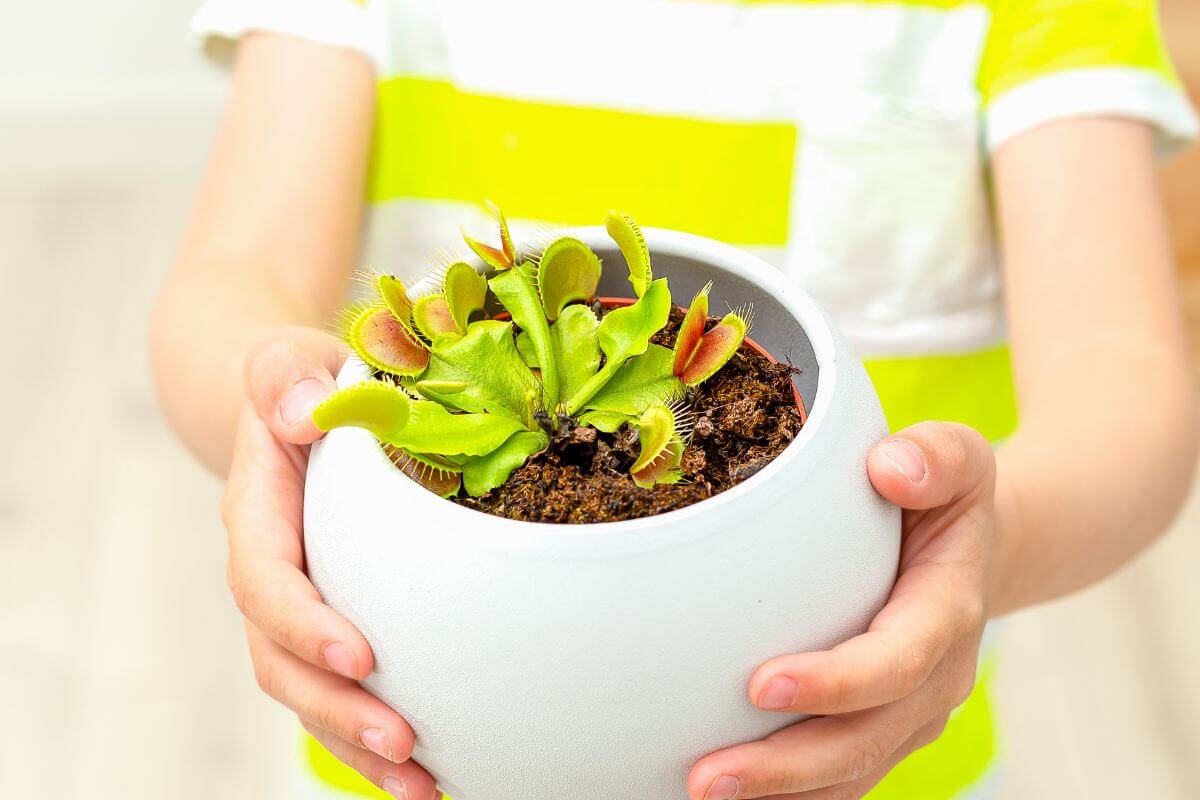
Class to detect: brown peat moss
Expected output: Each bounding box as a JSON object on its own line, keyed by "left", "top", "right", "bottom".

{"left": 451, "top": 307, "right": 805, "bottom": 523}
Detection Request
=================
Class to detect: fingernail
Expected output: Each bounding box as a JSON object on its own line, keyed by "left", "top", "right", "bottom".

{"left": 882, "top": 440, "right": 926, "bottom": 484}
{"left": 361, "top": 727, "right": 395, "bottom": 762}
{"left": 381, "top": 776, "right": 408, "bottom": 799}
{"left": 280, "top": 377, "right": 331, "bottom": 425}
{"left": 322, "top": 641, "right": 358, "bottom": 679}
{"left": 703, "top": 774, "right": 740, "bottom": 800}
{"left": 756, "top": 675, "right": 799, "bottom": 710}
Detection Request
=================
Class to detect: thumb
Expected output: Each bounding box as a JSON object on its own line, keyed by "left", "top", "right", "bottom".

{"left": 244, "top": 326, "right": 348, "bottom": 445}
{"left": 867, "top": 421, "right": 995, "bottom": 510}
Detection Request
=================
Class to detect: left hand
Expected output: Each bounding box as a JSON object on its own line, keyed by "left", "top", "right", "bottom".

{"left": 688, "top": 421, "right": 996, "bottom": 800}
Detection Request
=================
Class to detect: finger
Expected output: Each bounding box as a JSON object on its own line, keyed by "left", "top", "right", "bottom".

{"left": 303, "top": 722, "right": 439, "bottom": 800}
{"left": 223, "top": 411, "right": 375, "bottom": 679}
{"left": 691, "top": 690, "right": 931, "bottom": 796}
{"left": 748, "top": 557, "right": 986, "bottom": 715}
{"left": 245, "top": 326, "right": 348, "bottom": 445}
{"left": 749, "top": 625, "right": 948, "bottom": 715}
{"left": 689, "top": 699, "right": 924, "bottom": 799}
{"left": 227, "top": 540, "right": 375, "bottom": 679}
{"left": 866, "top": 422, "right": 995, "bottom": 511}
{"left": 765, "top": 717, "right": 949, "bottom": 800}
{"left": 247, "top": 623, "right": 414, "bottom": 762}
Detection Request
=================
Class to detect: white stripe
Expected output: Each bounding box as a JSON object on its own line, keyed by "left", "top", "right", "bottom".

{"left": 435, "top": 0, "right": 988, "bottom": 120}
{"left": 985, "top": 67, "right": 1200, "bottom": 156}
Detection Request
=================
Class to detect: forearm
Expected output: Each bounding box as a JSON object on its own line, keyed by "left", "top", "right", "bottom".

{"left": 985, "top": 117, "right": 1198, "bottom": 615}
{"left": 150, "top": 259, "right": 338, "bottom": 473}
{"left": 149, "top": 33, "right": 375, "bottom": 474}
{"left": 988, "top": 346, "right": 1197, "bottom": 615}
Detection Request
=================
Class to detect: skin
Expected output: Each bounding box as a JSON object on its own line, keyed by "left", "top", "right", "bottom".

{"left": 150, "top": 33, "right": 1197, "bottom": 800}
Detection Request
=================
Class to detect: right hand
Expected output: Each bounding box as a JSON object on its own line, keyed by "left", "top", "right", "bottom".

{"left": 222, "top": 326, "right": 439, "bottom": 799}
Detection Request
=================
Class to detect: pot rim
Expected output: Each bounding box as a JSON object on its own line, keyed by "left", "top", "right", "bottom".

{"left": 329, "top": 226, "right": 839, "bottom": 539}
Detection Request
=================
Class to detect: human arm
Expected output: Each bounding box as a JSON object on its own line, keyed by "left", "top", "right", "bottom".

{"left": 150, "top": 31, "right": 372, "bottom": 474}
{"left": 686, "top": 118, "right": 1196, "bottom": 799}
{"left": 989, "top": 117, "right": 1198, "bottom": 612}
{"left": 149, "top": 33, "right": 439, "bottom": 798}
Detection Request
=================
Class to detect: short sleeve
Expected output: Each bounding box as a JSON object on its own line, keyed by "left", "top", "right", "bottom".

{"left": 979, "top": 0, "right": 1197, "bottom": 154}
{"left": 191, "top": 0, "right": 389, "bottom": 74}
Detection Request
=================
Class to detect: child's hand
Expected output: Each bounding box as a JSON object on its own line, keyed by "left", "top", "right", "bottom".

{"left": 688, "top": 422, "right": 995, "bottom": 800}
{"left": 222, "top": 327, "right": 440, "bottom": 800}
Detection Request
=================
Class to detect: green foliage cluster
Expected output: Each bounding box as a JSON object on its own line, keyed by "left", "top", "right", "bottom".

{"left": 313, "top": 208, "right": 750, "bottom": 498}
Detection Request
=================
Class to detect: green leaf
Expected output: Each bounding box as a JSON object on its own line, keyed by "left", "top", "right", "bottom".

{"left": 515, "top": 305, "right": 600, "bottom": 404}
{"left": 489, "top": 264, "right": 559, "bottom": 411}
{"left": 606, "top": 211, "right": 652, "bottom": 298}
{"left": 582, "top": 344, "right": 682, "bottom": 417}
{"left": 515, "top": 330, "right": 538, "bottom": 368}
{"left": 597, "top": 278, "right": 671, "bottom": 365}
{"left": 537, "top": 237, "right": 602, "bottom": 321}
{"left": 389, "top": 401, "right": 524, "bottom": 456}
{"left": 577, "top": 410, "right": 633, "bottom": 433}
{"left": 413, "top": 379, "right": 467, "bottom": 395}
{"left": 443, "top": 261, "right": 488, "bottom": 333}
{"left": 564, "top": 278, "right": 672, "bottom": 413}
{"left": 550, "top": 304, "right": 601, "bottom": 406}
{"left": 421, "top": 320, "right": 541, "bottom": 421}
{"left": 461, "top": 430, "right": 548, "bottom": 496}
{"left": 312, "top": 381, "right": 412, "bottom": 441}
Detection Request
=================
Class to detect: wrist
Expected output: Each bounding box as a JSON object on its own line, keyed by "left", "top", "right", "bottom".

{"left": 983, "top": 455, "right": 1030, "bottom": 618}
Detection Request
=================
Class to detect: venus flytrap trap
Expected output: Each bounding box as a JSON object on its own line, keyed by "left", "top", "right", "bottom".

{"left": 630, "top": 402, "right": 694, "bottom": 489}
{"left": 312, "top": 208, "right": 759, "bottom": 506}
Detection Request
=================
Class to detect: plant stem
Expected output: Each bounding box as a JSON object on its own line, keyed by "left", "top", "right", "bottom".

{"left": 564, "top": 359, "right": 622, "bottom": 416}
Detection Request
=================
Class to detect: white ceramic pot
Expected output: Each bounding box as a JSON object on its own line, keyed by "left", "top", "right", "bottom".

{"left": 305, "top": 228, "right": 900, "bottom": 800}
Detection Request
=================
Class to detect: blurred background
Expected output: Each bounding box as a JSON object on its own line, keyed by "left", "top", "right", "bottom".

{"left": 1, "top": 2, "right": 1197, "bottom": 798}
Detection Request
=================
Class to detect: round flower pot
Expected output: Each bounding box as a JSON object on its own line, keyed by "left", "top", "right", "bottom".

{"left": 304, "top": 227, "right": 900, "bottom": 800}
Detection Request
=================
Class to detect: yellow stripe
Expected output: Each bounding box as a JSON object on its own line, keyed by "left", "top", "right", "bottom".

{"left": 978, "top": 0, "right": 1180, "bottom": 102}
{"left": 693, "top": 0, "right": 980, "bottom": 7}
{"left": 864, "top": 344, "right": 1018, "bottom": 443}
{"left": 865, "top": 657, "right": 998, "bottom": 799}
{"left": 303, "top": 732, "right": 393, "bottom": 798}
{"left": 303, "top": 659, "right": 997, "bottom": 800}
{"left": 368, "top": 77, "right": 798, "bottom": 245}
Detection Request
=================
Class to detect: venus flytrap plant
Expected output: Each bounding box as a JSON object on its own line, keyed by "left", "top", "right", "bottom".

{"left": 313, "top": 208, "right": 766, "bottom": 498}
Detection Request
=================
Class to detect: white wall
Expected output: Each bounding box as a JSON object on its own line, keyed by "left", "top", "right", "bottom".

{"left": 0, "top": 1, "right": 228, "bottom": 181}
